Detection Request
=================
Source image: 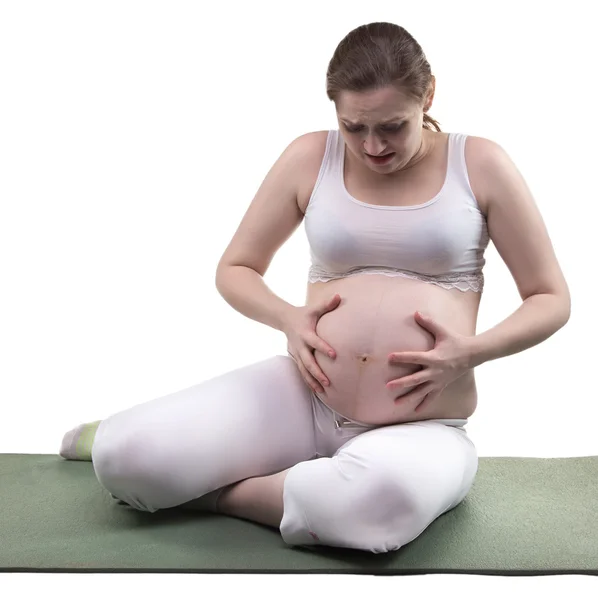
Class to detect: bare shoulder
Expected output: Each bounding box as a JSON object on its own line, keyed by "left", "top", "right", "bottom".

{"left": 463, "top": 134, "right": 501, "bottom": 218}
{"left": 291, "top": 130, "right": 499, "bottom": 217}
{"left": 293, "top": 130, "right": 330, "bottom": 215}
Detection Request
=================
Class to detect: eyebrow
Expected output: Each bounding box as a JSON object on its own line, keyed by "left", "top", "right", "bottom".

{"left": 340, "top": 116, "right": 408, "bottom": 125}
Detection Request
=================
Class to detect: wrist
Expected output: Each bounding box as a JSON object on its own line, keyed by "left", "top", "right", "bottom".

{"left": 278, "top": 303, "right": 298, "bottom": 334}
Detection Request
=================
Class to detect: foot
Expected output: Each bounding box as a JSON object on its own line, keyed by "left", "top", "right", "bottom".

{"left": 59, "top": 420, "right": 102, "bottom": 461}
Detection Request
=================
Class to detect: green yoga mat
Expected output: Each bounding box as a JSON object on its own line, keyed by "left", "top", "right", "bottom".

{"left": 1, "top": 453, "right": 597, "bottom": 575}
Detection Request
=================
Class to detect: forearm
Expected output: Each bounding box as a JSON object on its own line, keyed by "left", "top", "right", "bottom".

{"left": 215, "top": 265, "right": 297, "bottom": 333}
{"left": 467, "top": 293, "right": 570, "bottom": 369}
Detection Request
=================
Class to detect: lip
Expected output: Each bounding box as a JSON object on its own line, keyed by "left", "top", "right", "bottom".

{"left": 366, "top": 152, "right": 395, "bottom": 164}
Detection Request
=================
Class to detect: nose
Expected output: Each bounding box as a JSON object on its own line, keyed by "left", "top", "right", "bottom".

{"left": 364, "top": 135, "right": 389, "bottom": 156}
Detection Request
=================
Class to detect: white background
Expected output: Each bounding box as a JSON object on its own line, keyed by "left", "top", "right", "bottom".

{"left": 1, "top": 0, "right": 596, "bottom": 595}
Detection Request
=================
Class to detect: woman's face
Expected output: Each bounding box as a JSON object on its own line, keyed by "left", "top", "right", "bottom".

{"left": 335, "top": 85, "right": 431, "bottom": 175}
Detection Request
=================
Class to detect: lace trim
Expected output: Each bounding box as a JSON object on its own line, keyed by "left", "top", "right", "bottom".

{"left": 307, "top": 266, "right": 484, "bottom": 293}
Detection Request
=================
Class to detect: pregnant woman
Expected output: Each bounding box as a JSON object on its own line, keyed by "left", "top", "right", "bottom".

{"left": 59, "top": 22, "right": 571, "bottom": 554}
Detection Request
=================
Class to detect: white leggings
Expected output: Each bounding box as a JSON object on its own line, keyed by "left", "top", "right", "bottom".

{"left": 91, "top": 354, "right": 478, "bottom": 554}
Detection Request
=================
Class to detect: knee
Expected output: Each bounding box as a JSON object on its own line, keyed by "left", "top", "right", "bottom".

{"left": 356, "top": 477, "right": 432, "bottom": 554}
{"left": 348, "top": 464, "right": 428, "bottom": 536}
{"left": 91, "top": 430, "right": 173, "bottom": 511}
{"left": 282, "top": 459, "right": 425, "bottom": 554}
{"left": 93, "top": 430, "right": 143, "bottom": 480}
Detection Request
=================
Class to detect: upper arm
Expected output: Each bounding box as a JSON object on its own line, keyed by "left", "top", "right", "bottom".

{"left": 215, "top": 132, "right": 315, "bottom": 277}
{"left": 479, "top": 137, "right": 570, "bottom": 308}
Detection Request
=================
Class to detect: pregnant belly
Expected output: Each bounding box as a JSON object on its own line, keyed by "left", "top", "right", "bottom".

{"left": 308, "top": 274, "right": 479, "bottom": 425}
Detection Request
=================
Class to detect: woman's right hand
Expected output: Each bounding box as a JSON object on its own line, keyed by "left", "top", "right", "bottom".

{"left": 283, "top": 294, "right": 342, "bottom": 394}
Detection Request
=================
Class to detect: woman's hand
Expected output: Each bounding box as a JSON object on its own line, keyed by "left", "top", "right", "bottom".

{"left": 386, "top": 311, "right": 474, "bottom": 412}
{"left": 283, "top": 294, "right": 342, "bottom": 395}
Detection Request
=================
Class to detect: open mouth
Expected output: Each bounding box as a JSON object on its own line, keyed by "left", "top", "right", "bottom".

{"left": 367, "top": 152, "right": 395, "bottom": 163}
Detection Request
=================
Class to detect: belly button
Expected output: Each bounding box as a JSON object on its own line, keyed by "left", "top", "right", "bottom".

{"left": 358, "top": 354, "right": 370, "bottom": 364}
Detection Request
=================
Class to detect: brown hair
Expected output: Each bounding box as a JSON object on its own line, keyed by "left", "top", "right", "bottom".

{"left": 326, "top": 22, "right": 441, "bottom": 132}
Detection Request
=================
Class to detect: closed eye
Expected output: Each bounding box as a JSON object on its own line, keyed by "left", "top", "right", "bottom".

{"left": 344, "top": 122, "right": 405, "bottom": 134}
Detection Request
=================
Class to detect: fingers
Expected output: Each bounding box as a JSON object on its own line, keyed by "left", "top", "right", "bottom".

{"left": 296, "top": 356, "right": 326, "bottom": 395}
{"left": 301, "top": 348, "right": 331, "bottom": 392}
{"left": 387, "top": 369, "right": 428, "bottom": 390}
{"left": 312, "top": 294, "right": 341, "bottom": 317}
{"left": 394, "top": 382, "right": 434, "bottom": 405}
{"left": 308, "top": 334, "right": 336, "bottom": 360}
{"left": 321, "top": 293, "right": 339, "bottom": 309}
{"left": 304, "top": 337, "right": 336, "bottom": 390}
{"left": 291, "top": 333, "right": 336, "bottom": 394}
{"left": 327, "top": 293, "right": 341, "bottom": 308}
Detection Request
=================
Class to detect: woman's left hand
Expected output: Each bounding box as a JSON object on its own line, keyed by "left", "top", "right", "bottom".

{"left": 386, "top": 311, "right": 474, "bottom": 413}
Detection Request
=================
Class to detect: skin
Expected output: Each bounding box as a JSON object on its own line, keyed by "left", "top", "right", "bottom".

{"left": 217, "top": 78, "right": 570, "bottom": 527}
{"left": 302, "top": 77, "right": 480, "bottom": 425}
{"left": 335, "top": 78, "right": 437, "bottom": 178}
{"left": 218, "top": 80, "right": 441, "bottom": 527}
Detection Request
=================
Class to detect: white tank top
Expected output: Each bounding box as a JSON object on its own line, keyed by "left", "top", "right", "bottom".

{"left": 304, "top": 129, "right": 490, "bottom": 292}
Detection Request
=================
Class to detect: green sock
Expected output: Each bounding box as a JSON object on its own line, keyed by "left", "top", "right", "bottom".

{"left": 59, "top": 419, "right": 102, "bottom": 461}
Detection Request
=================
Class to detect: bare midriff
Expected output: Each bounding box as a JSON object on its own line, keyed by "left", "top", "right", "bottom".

{"left": 304, "top": 274, "right": 481, "bottom": 426}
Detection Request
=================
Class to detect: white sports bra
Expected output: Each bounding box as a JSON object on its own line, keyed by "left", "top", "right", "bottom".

{"left": 303, "top": 129, "right": 490, "bottom": 292}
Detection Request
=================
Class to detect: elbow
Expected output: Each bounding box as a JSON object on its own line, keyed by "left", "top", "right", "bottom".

{"left": 215, "top": 263, "right": 246, "bottom": 294}
{"left": 559, "top": 284, "right": 572, "bottom": 324}
{"left": 214, "top": 264, "right": 231, "bottom": 294}
{"left": 554, "top": 290, "right": 571, "bottom": 329}
{"left": 560, "top": 303, "right": 571, "bottom": 328}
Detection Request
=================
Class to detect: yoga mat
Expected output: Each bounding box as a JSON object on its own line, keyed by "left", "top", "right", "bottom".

{"left": 1, "top": 453, "right": 597, "bottom": 575}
